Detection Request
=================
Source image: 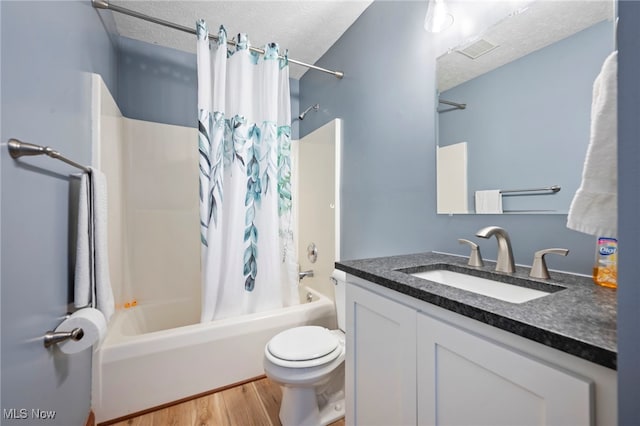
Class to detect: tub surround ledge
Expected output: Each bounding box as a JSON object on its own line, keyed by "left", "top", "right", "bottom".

{"left": 336, "top": 252, "right": 617, "bottom": 370}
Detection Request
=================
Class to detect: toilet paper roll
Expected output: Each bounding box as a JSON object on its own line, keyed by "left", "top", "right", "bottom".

{"left": 55, "top": 308, "right": 107, "bottom": 354}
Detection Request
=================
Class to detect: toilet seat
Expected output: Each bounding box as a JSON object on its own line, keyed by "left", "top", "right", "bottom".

{"left": 266, "top": 326, "right": 343, "bottom": 368}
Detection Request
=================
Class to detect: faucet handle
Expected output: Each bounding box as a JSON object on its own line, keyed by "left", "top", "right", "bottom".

{"left": 529, "top": 248, "right": 569, "bottom": 279}
{"left": 458, "top": 239, "right": 484, "bottom": 267}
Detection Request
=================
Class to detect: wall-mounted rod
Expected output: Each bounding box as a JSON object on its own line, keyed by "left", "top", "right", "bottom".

{"left": 8, "top": 139, "right": 91, "bottom": 173}
{"left": 438, "top": 99, "right": 466, "bottom": 110}
{"left": 298, "top": 104, "right": 319, "bottom": 120}
{"left": 91, "top": 0, "right": 344, "bottom": 79}
{"left": 44, "top": 327, "right": 84, "bottom": 349}
{"left": 501, "top": 185, "right": 561, "bottom": 195}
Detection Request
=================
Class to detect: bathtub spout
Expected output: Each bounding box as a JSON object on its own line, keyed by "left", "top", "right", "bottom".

{"left": 299, "top": 270, "right": 314, "bottom": 280}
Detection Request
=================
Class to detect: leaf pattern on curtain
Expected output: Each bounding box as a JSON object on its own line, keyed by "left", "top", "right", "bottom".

{"left": 230, "top": 33, "right": 260, "bottom": 64}
{"left": 260, "top": 123, "right": 277, "bottom": 196}
{"left": 277, "top": 125, "right": 292, "bottom": 216}
{"left": 277, "top": 48, "right": 293, "bottom": 261}
{"left": 198, "top": 111, "right": 211, "bottom": 246}
{"left": 228, "top": 116, "right": 247, "bottom": 168}
{"left": 279, "top": 49, "right": 289, "bottom": 70}
{"left": 243, "top": 124, "right": 262, "bottom": 291}
{"left": 277, "top": 124, "right": 294, "bottom": 263}
{"left": 197, "top": 20, "right": 227, "bottom": 247}
{"left": 197, "top": 20, "right": 210, "bottom": 246}
{"left": 198, "top": 18, "right": 297, "bottom": 321}
{"left": 264, "top": 42, "right": 280, "bottom": 60}
{"left": 198, "top": 103, "right": 225, "bottom": 247}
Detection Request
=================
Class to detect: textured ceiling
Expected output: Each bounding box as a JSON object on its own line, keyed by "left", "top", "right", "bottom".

{"left": 438, "top": 0, "right": 614, "bottom": 91}
{"left": 108, "top": 0, "right": 373, "bottom": 79}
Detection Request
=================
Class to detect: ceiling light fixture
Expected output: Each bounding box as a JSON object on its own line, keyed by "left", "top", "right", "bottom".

{"left": 424, "top": 0, "right": 454, "bottom": 33}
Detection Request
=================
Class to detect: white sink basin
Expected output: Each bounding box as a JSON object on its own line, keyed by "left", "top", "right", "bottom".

{"left": 411, "top": 269, "right": 550, "bottom": 304}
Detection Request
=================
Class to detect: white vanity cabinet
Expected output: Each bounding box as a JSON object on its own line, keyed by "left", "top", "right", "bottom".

{"left": 346, "top": 276, "right": 617, "bottom": 426}
{"left": 345, "top": 282, "right": 417, "bottom": 426}
{"left": 417, "top": 312, "right": 592, "bottom": 425}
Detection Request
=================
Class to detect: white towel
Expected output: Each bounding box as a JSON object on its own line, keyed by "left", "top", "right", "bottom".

{"left": 74, "top": 168, "right": 114, "bottom": 322}
{"left": 567, "top": 51, "right": 617, "bottom": 237}
{"left": 74, "top": 174, "right": 91, "bottom": 309}
{"left": 475, "top": 190, "right": 503, "bottom": 214}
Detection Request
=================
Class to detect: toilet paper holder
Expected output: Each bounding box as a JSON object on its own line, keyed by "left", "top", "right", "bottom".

{"left": 43, "top": 327, "right": 84, "bottom": 348}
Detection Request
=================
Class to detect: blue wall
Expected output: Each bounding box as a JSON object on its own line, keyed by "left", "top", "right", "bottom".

{"left": 290, "top": 78, "right": 300, "bottom": 140}
{"left": 440, "top": 21, "right": 612, "bottom": 213}
{"left": 300, "top": 0, "right": 600, "bottom": 275}
{"left": 617, "top": 1, "right": 640, "bottom": 422}
{"left": 300, "top": 1, "right": 436, "bottom": 261}
{"left": 118, "top": 36, "right": 301, "bottom": 139}
{"left": 1, "top": 1, "right": 117, "bottom": 424}
{"left": 118, "top": 37, "right": 197, "bottom": 128}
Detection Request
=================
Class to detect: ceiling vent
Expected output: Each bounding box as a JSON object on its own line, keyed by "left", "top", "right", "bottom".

{"left": 457, "top": 38, "right": 499, "bottom": 60}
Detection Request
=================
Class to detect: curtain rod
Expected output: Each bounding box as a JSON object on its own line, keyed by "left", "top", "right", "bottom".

{"left": 92, "top": 0, "right": 344, "bottom": 79}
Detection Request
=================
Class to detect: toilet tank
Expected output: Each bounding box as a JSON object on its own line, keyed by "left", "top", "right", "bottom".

{"left": 332, "top": 270, "right": 347, "bottom": 332}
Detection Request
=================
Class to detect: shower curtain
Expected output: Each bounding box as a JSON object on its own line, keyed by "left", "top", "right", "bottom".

{"left": 196, "top": 21, "right": 298, "bottom": 322}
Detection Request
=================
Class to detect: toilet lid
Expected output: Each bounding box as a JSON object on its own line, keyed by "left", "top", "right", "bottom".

{"left": 265, "top": 342, "right": 342, "bottom": 369}
{"left": 267, "top": 326, "right": 339, "bottom": 361}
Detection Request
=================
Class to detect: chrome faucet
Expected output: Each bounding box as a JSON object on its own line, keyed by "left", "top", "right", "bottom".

{"left": 475, "top": 226, "right": 515, "bottom": 273}
{"left": 298, "top": 270, "right": 314, "bottom": 280}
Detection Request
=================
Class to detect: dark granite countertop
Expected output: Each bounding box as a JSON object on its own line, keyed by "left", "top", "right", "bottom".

{"left": 336, "top": 252, "right": 617, "bottom": 370}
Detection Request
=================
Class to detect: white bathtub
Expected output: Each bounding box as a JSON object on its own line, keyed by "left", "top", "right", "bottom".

{"left": 92, "top": 288, "right": 336, "bottom": 423}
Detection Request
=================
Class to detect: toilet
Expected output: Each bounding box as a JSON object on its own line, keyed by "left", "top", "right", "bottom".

{"left": 263, "top": 270, "right": 347, "bottom": 426}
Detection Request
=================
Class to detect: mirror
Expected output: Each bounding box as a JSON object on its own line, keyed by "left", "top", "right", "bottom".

{"left": 436, "top": 0, "right": 614, "bottom": 214}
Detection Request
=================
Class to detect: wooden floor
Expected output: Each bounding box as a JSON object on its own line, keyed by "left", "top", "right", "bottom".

{"left": 109, "top": 377, "right": 345, "bottom": 426}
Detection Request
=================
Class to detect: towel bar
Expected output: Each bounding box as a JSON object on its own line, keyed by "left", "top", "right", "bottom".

{"left": 500, "top": 185, "right": 561, "bottom": 195}
{"left": 8, "top": 138, "right": 90, "bottom": 173}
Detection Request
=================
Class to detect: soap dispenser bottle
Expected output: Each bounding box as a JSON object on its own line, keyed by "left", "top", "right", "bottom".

{"left": 593, "top": 237, "right": 617, "bottom": 289}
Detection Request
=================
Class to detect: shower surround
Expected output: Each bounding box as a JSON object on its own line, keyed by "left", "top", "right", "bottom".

{"left": 89, "top": 74, "right": 337, "bottom": 422}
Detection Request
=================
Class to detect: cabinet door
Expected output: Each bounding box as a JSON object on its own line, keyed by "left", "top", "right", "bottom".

{"left": 346, "top": 283, "right": 417, "bottom": 426}
{"left": 417, "top": 312, "right": 593, "bottom": 426}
